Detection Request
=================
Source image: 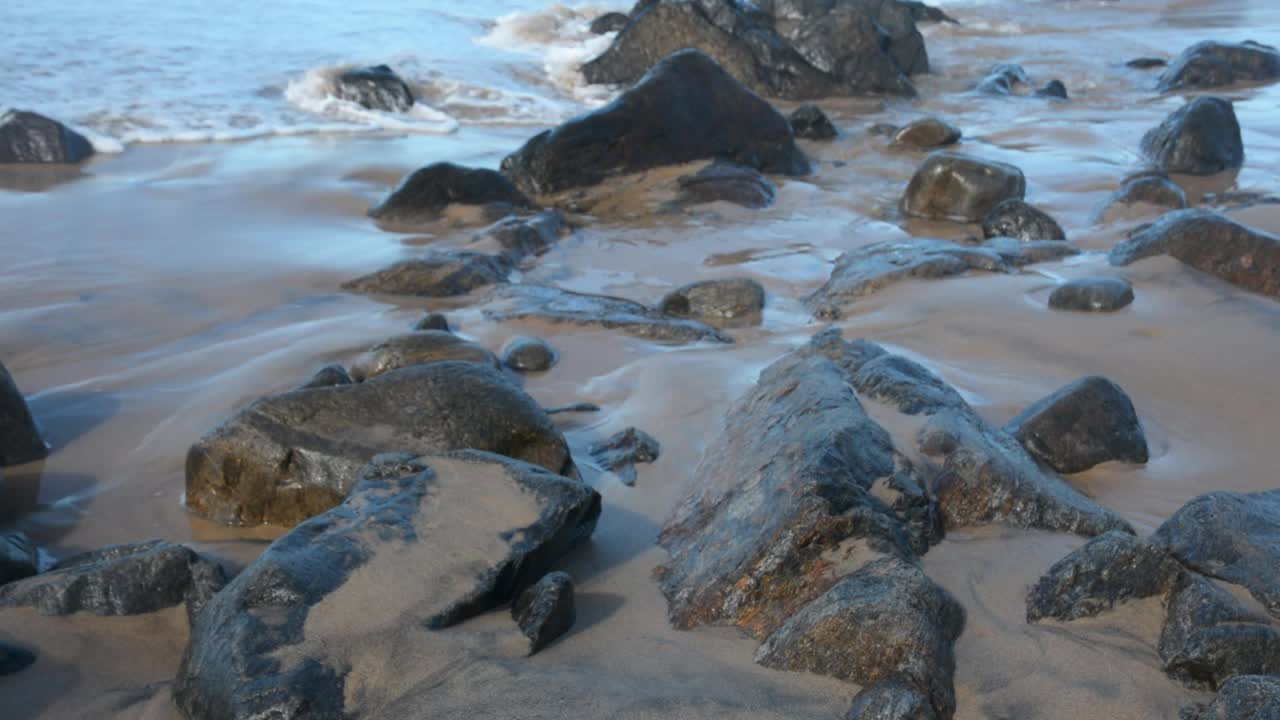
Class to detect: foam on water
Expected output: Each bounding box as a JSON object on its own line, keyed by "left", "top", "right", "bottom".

{"left": 283, "top": 65, "right": 459, "bottom": 134}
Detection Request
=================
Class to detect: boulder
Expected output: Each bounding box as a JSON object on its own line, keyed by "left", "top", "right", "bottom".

{"left": 1048, "top": 277, "right": 1135, "bottom": 312}
{"left": 900, "top": 152, "right": 1026, "bottom": 223}
{"left": 1159, "top": 573, "right": 1280, "bottom": 690}
{"left": 172, "top": 452, "right": 601, "bottom": 720}
{"left": 0, "top": 530, "right": 40, "bottom": 586}
{"left": 587, "top": 427, "right": 660, "bottom": 486}
{"left": 469, "top": 210, "right": 569, "bottom": 264}
{"left": 589, "top": 11, "right": 630, "bottom": 34}
{"left": 349, "top": 331, "right": 498, "bottom": 380}
{"left": 1025, "top": 531, "right": 1182, "bottom": 622}
{"left": 1158, "top": 41, "right": 1280, "bottom": 92}
{"left": 1180, "top": 675, "right": 1280, "bottom": 720}
{"left": 414, "top": 313, "right": 451, "bottom": 332}
{"left": 185, "top": 362, "right": 574, "bottom": 527}
{"left": 512, "top": 571, "right": 577, "bottom": 655}
{"left": 658, "top": 277, "right": 766, "bottom": 325}
{"left": 1140, "top": 97, "right": 1243, "bottom": 176}
{"left": 0, "top": 110, "right": 95, "bottom": 164}
{"left": 1, "top": 360, "right": 48, "bottom": 466}
{"left": 502, "top": 336, "right": 558, "bottom": 372}
{"left": 0, "top": 643, "right": 35, "bottom": 676}
{"left": 481, "top": 284, "right": 732, "bottom": 343}
{"left": 844, "top": 678, "right": 939, "bottom": 720}
{"left": 1005, "top": 376, "right": 1149, "bottom": 474}
{"left": 674, "top": 160, "right": 776, "bottom": 209}
{"left": 300, "top": 363, "right": 353, "bottom": 389}
{"left": 342, "top": 251, "right": 512, "bottom": 297}
{"left": 333, "top": 65, "right": 415, "bottom": 112}
{"left": 783, "top": 3, "right": 921, "bottom": 96}
{"left": 981, "top": 199, "right": 1066, "bottom": 242}
{"left": 891, "top": 118, "right": 962, "bottom": 150}
{"left": 505, "top": 50, "right": 809, "bottom": 196}
{"left": 368, "top": 163, "right": 532, "bottom": 224}
{"left": 789, "top": 104, "right": 837, "bottom": 140}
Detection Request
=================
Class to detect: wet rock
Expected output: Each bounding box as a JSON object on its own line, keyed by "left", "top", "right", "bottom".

{"left": 851, "top": 353, "right": 967, "bottom": 416}
{"left": 512, "top": 571, "right": 576, "bottom": 655}
{"left": 350, "top": 331, "right": 498, "bottom": 380}
{"left": 1159, "top": 573, "right": 1280, "bottom": 690}
{"left": 845, "top": 678, "right": 939, "bottom": 720}
{"left": 368, "top": 162, "right": 532, "bottom": 224}
{"left": 544, "top": 402, "right": 601, "bottom": 415}
{"left": 900, "top": 151, "right": 1026, "bottom": 223}
{"left": 342, "top": 251, "right": 512, "bottom": 298}
{"left": 0, "top": 110, "right": 95, "bottom": 164}
{"left": 1005, "top": 376, "right": 1149, "bottom": 474}
{"left": 1048, "top": 277, "right": 1135, "bottom": 312}
{"left": 674, "top": 160, "right": 776, "bottom": 209}
{"left": 0, "top": 642, "right": 35, "bottom": 676}
{"left": 173, "top": 451, "right": 601, "bottom": 720}
{"left": 1128, "top": 57, "right": 1168, "bottom": 69}
{"left": 0, "top": 360, "right": 47, "bottom": 466}
{"left": 1109, "top": 209, "right": 1280, "bottom": 299}
{"left": 588, "top": 427, "right": 660, "bottom": 486}
{"left": 755, "top": 557, "right": 964, "bottom": 720}
{"left": 1158, "top": 40, "right": 1280, "bottom": 92}
{"left": 470, "top": 210, "right": 570, "bottom": 264}
{"left": 589, "top": 11, "right": 630, "bottom": 34}
{"left": 0, "top": 530, "right": 39, "bottom": 586}
{"left": 333, "top": 64, "right": 415, "bottom": 112}
{"left": 790, "top": 104, "right": 837, "bottom": 140}
{"left": 1104, "top": 173, "right": 1189, "bottom": 216}
{"left": 1140, "top": 96, "right": 1243, "bottom": 176}
{"left": 481, "top": 284, "right": 731, "bottom": 344}
{"left": 301, "top": 363, "right": 353, "bottom": 389}
{"left": 1025, "top": 531, "right": 1183, "bottom": 622}
{"left": 185, "top": 361, "right": 574, "bottom": 527}
{"left": 1035, "top": 79, "right": 1069, "bottom": 100}
{"left": 891, "top": 117, "right": 962, "bottom": 149}
{"left": 784, "top": 2, "right": 923, "bottom": 96}
{"left": 1153, "top": 489, "right": 1280, "bottom": 619}
{"left": 502, "top": 336, "right": 558, "bottom": 373}
{"left": 981, "top": 199, "right": 1066, "bottom": 242}
{"left": 658, "top": 277, "right": 766, "bottom": 325}
{"left": 1181, "top": 675, "right": 1280, "bottom": 720}
{"left": 896, "top": 0, "right": 957, "bottom": 25}
{"left": 975, "top": 63, "right": 1031, "bottom": 95}
{"left": 414, "top": 312, "right": 451, "bottom": 332}
{"left": 0, "top": 540, "right": 225, "bottom": 624}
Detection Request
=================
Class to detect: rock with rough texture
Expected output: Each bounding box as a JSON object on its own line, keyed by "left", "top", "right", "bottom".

{"left": 1035, "top": 79, "right": 1069, "bottom": 100}
{"left": 1158, "top": 41, "right": 1280, "bottom": 93}
{"left": 1101, "top": 174, "right": 1189, "bottom": 220}
{"left": 1005, "top": 376, "right": 1149, "bottom": 474}
{"left": 469, "top": 210, "right": 569, "bottom": 264}
{"left": 173, "top": 451, "right": 601, "bottom": 720}
{"left": 590, "top": 11, "right": 630, "bottom": 34}
{"left": 674, "top": 160, "right": 776, "bottom": 208}
{"left": 901, "top": 152, "right": 1026, "bottom": 223}
{"left": 506, "top": 50, "right": 809, "bottom": 197}
{"left": 1140, "top": 97, "right": 1243, "bottom": 176}
{"left": 0, "top": 540, "right": 225, "bottom": 624}
{"left": 0, "top": 530, "right": 39, "bottom": 586}
{"left": 891, "top": 118, "right": 962, "bottom": 149}
{"left": 981, "top": 199, "right": 1066, "bottom": 242}
{"left": 301, "top": 363, "right": 353, "bottom": 389}
{"left": 1049, "top": 277, "right": 1135, "bottom": 312}
{"left": 0, "top": 643, "right": 35, "bottom": 676}
{"left": 414, "top": 313, "right": 451, "bottom": 332}
{"left": 368, "top": 163, "right": 531, "bottom": 224}
{"left": 333, "top": 65, "right": 415, "bottom": 112}
{"left": 342, "top": 251, "right": 512, "bottom": 298}
{"left": 349, "top": 331, "right": 498, "bottom": 380}
{"left": 482, "top": 284, "right": 732, "bottom": 343}
{"left": 845, "top": 679, "right": 939, "bottom": 720}
{"left": 588, "top": 427, "right": 660, "bottom": 486}
{"left": 790, "top": 104, "right": 837, "bottom": 140}
{"left": 1025, "top": 531, "right": 1183, "bottom": 622}
{"left": 851, "top": 353, "right": 967, "bottom": 416}
{"left": 975, "top": 63, "right": 1031, "bottom": 95}
{"left": 1153, "top": 489, "right": 1280, "bottom": 619}
{"left": 1159, "top": 573, "right": 1280, "bottom": 690}
{"left": 658, "top": 277, "right": 766, "bottom": 326}
{"left": 512, "top": 571, "right": 576, "bottom": 655}
{"left": 1, "top": 360, "right": 48, "bottom": 466}
{"left": 502, "top": 336, "right": 558, "bottom": 372}
{"left": 1180, "top": 675, "right": 1280, "bottom": 720}
{"left": 185, "top": 361, "right": 574, "bottom": 527}
{"left": 0, "top": 110, "right": 95, "bottom": 164}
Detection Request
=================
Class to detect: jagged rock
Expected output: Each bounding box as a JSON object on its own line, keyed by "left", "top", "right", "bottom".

{"left": 0, "top": 110, "right": 95, "bottom": 164}
{"left": 891, "top": 118, "right": 961, "bottom": 149}
{"left": 173, "top": 452, "right": 601, "bottom": 720}
{"left": 368, "top": 163, "right": 531, "bottom": 224}
{"left": 845, "top": 678, "right": 939, "bottom": 720}
{"left": 0, "top": 643, "right": 35, "bottom": 676}
{"left": 900, "top": 152, "right": 1026, "bottom": 223}
{"left": 590, "top": 11, "right": 630, "bottom": 34}
{"left": 1158, "top": 40, "right": 1280, "bottom": 92}
{"left": 342, "top": 251, "right": 512, "bottom": 297}
{"left": 1, "top": 359, "right": 47, "bottom": 466}
{"left": 1025, "top": 531, "right": 1183, "bottom": 622}
{"left": 502, "top": 336, "right": 558, "bottom": 372}
{"left": 1049, "top": 277, "right": 1135, "bottom": 312}
{"left": 512, "top": 571, "right": 576, "bottom": 655}
{"left": 506, "top": 50, "right": 809, "bottom": 197}
{"left": 1005, "top": 376, "right": 1149, "bottom": 474}
{"left": 333, "top": 65, "right": 415, "bottom": 112}
{"left": 301, "top": 363, "right": 353, "bottom": 389}
{"left": 981, "top": 199, "right": 1066, "bottom": 242}
{"left": 658, "top": 277, "right": 766, "bottom": 325}
{"left": 1140, "top": 97, "right": 1244, "bottom": 175}
{"left": 414, "top": 313, "right": 451, "bottom": 332}
{"left": 1160, "top": 573, "right": 1280, "bottom": 690}
{"left": 588, "top": 427, "right": 660, "bottom": 486}
{"left": 1035, "top": 80, "right": 1069, "bottom": 100}
{"left": 481, "top": 284, "right": 732, "bottom": 343}
{"left": 975, "top": 63, "right": 1031, "bottom": 95}
{"left": 674, "top": 160, "right": 776, "bottom": 208}
{"left": 469, "top": 210, "right": 569, "bottom": 264}
{"left": 185, "top": 362, "right": 573, "bottom": 527}
{"left": 0, "top": 530, "right": 39, "bottom": 586}
{"left": 1153, "top": 489, "right": 1280, "bottom": 619}
{"left": 1180, "top": 675, "right": 1280, "bottom": 720}
{"left": 851, "top": 353, "right": 967, "bottom": 415}
{"left": 0, "top": 540, "right": 225, "bottom": 624}
{"left": 790, "top": 104, "right": 837, "bottom": 140}
{"left": 1128, "top": 57, "right": 1168, "bottom": 69}
{"left": 349, "top": 331, "right": 498, "bottom": 380}
{"left": 783, "top": 2, "right": 922, "bottom": 96}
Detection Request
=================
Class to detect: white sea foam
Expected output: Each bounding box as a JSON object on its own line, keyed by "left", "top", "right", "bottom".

{"left": 283, "top": 65, "right": 459, "bottom": 134}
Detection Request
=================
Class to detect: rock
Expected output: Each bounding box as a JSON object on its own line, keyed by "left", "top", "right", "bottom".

{"left": 0, "top": 643, "right": 35, "bottom": 676}
{"left": 1005, "top": 376, "right": 1149, "bottom": 474}
{"left": 342, "top": 251, "right": 512, "bottom": 298}
{"left": 544, "top": 402, "right": 602, "bottom": 415}
{"left": 755, "top": 557, "right": 964, "bottom": 720}
{"left": 469, "top": 210, "right": 569, "bottom": 264}
{"left": 481, "top": 284, "right": 732, "bottom": 343}
{"left": 1158, "top": 40, "right": 1280, "bottom": 92}
{"left": 1025, "top": 531, "right": 1183, "bottom": 622}
{"left": 975, "top": 63, "right": 1031, "bottom": 95}
{"left": 783, "top": 2, "right": 922, "bottom": 96}
{"left": 333, "top": 64, "right": 415, "bottom": 112}
{"left": 172, "top": 451, "right": 601, "bottom": 720}
{"left": 1048, "top": 277, "right": 1135, "bottom": 312}
{"left": 0, "top": 360, "right": 47, "bottom": 466}
{"left": 368, "top": 163, "right": 532, "bottom": 224}
{"left": 506, "top": 50, "right": 809, "bottom": 196}
{"left": 0, "top": 530, "right": 40, "bottom": 586}
{"left": 1035, "top": 79, "right": 1069, "bottom": 100}
{"left": 900, "top": 152, "right": 1026, "bottom": 223}
{"left": 589, "top": 11, "right": 630, "bottom": 34}
{"left": 851, "top": 353, "right": 967, "bottom": 416}
{"left": 1128, "top": 57, "right": 1168, "bottom": 69}
{"left": 891, "top": 118, "right": 962, "bottom": 149}
{"left": 301, "top": 363, "right": 353, "bottom": 389}
{"left": 502, "top": 336, "right": 558, "bottom": 373}
{"left": 1159, "top": 573, "right": 1280, "bottom": 690}
{"left": 0, "top": 540, "right": 225, "bottom": 624}
{"left": 674, "top": 160, "right": 776, "bottom": 209}
{"left": 1109, "top": 209, "right": 1280, "bottom": 299}
{"left": 349, "top": 331, "right": 498, "bottom": 381}
{"left": 587, "top": 427, "right": 660, "bottom": 486}
{"left": 512, "top": 571, "right": 576, "bottom": 654}
{"left": 658, "top": 277, "right": 766, "bottom": 326}
{"left": 845, "top": 678, "right": 939, "bottom": 720}
{"left": 1104, "top": 173, "right": 1189, "bottom": 215}
{"left": 790, "top": 104, "right": 837, "bottom": 140}
{"left": 981, "top": 199, "right": 1065, "bottom": 242}
{"left": 413, "top": 313, "right": 451, "bottom": 332}
{"left": 1153, "top": 489, "right": 1280, "bottom": 619}
{"left": 0, "top": 110, "right": 95, "bottom": 164}
{"left": 185, "top": 361, "right": 574, "bottom": 527}
{"left": 1140, "top": 97, "right": 1243, "bottom": 176}
{"left": 1181, "top": 675, "right": 1280, "bottom": 720}
{"left": 896, "top": 0, "right": 957, "bottom": 25}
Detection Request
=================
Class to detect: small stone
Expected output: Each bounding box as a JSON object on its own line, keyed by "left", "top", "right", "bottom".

{"left": 901, "top": 152, "right": 1026, "bottom": 223}
{"left": 789, "top": 104, "right": 838, "bottom": 141}
{"left": 0, "top": 530, "right": 39, "bottom": 586}
{"left": 1127, "top": 57, "right": 1168, "bottom": 69}
{"left": 589, "top": 12, "right": 629, "bottom": 34}
{"left": 543, "top": 402, "right": 601, "bottom": 415}
{"left": 674, "top": 161, "right": 776, "bottom": 209}
{"left": 413, "top": 313, "right": 451, "bottom": 332}
{"left": 1049, "top": 277, "right": 1135, "bottom": 312}
{"left": 350, "top": 331, "right": 497, "bottom": 381}
{"left": 982, "top": 199, "right": 1066, "bottom": 242}
{"left": 588, "top": 428, "right": 660, "bottom": 486}
{"left": 342, "top": 251, "right": 512, "bottom": 298}
{"left": 891, "top": 118, "right": 962, "bottom": 150}
{"left": 301, "top": 364, "right": 353, "bottom": 389}
{"left": 659, "top": 277, "right": 766, "bottom": 326}
{"left": 0, "top": 642, "right": 35, "bottom": 676}
{"left": 512, "top": 571, "right": 576, "bottom": 655}
{"left": 333, "top": 65, "right": 415, "bottom": 113}
{"left": 368, "top": 163, "right": 531, "bottom": 225}
{"left": 1035, "top": 80, "right": 1069, "bottom": 100}
{"left": 502, "top": 336, "right": 558, "bottom": 373}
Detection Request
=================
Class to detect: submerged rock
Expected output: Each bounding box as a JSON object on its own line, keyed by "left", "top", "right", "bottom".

{"left": 502, "top": 336, "right": 558, "bottom": 373}
{"left": 0, "top": 530, "right": 39, "bottom": 586}
{"left": 1159, "top": 573, "right": 1280, "bottom": 690}
{"left": 1035, "top": 79, "right": 1069, "bottom": 100}
{"left": 901, "top": 152, "right": 1026, "bottom": 223}
{"left": 981, "top": 199, "right": 1066, "bottom": 242}
{"left": 368, "top": 163, "right": 532, "bottom": 224}
{"left": 658, "top": 277, "right": 766, "bottom": 326}
{"left": 350, "top": 331, "right": 498, "bottom": 380}
{"left": 1026, "top": 531, "right": 1183, "bottom": 622}
{"left": 1100, "top": 173, "right": 1189, "bottom": 220}
{"left": 469, "top": 210, "right": 569, "bottom": 264}
{"left": 891, "top": 117, "right": 962, "bottom": 150}
{"left": 1, "top": 359, "right": 47, "bottom": 466}
{"left": 1181, "top": 675, "right": 1280, "bottom": 720}
{"left": 589, "top": 11, "right": 630, "bottom": 34}
{"left": 975, "top": 63, "right": 1031, "bottom": 95}
{"left": 512, "top": 571, "right": 576, "bottom": 655}
{"left": 674, "top": 160, "right": 776, "bottom": 208}
{"left": 333, "top": 64, "right": 415, "bottom": 112}
{"left": 0, "top": 110, "right": 95, "bottom": 164}
{"left": 414, "top": 312, "right": 451, "bottom": 332}
{"left": 1140, "top": 97, "right": 1244, "bottom": 176}
{"left": 1158, "top": 40, "right": 1280, "bottom": 92}
{"left": 481, "top": 284, "right": 731, "bottom": 343}
{"left": 300, "top": 363, "right": 354, "bottom": 389}
{"left": 1005, "top": 376, "right": 1149, "bottom": 474}
{"left": 1128, "top": 57, "right": 1168, "bottom": 69}
{"left": 0, "top": 643, "right": 35, "bottom": 676}
{"left": 342, "top": 251, "right": 512, "bottom": 297}
{"left": 789, "top": 104, "right": 837, "bottom": 140}
{"left": 173, "top": 452, "right": 601, "bottom": 720}
{"left": 844, "top": 678, "right": 939, "bottom": 720}
{"left": 1048, "top": 277, "right": 1135, "bottom": 312}
{"left": 588, "top": 427, "right": 660, "bottom": 486}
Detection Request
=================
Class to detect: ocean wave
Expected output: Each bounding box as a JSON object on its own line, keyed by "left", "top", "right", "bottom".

{"left": 283, "top": 65, "right": 459, "bottom": 133}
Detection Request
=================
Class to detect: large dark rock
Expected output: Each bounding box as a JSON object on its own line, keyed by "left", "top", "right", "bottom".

{"left": 1140, "top": 97, "right": 1243, "bottom": 176}
{"left": 0, "top": 642, "right": 35, "bottom": 676}
{"left": 481, "top": 284, "right": 732, "bottom": 343}
{"left": 790, "top": 104, "right": 837, "bottom": 140}
{"left": 185, "top": 362, "right": 574, "bottom": 527}
{"left": 512, "top": 571, "right": 577, "bottom": 655}
{"left": 349, "top": 331, "right": 498, "bottom": 381}
{"left": 0, "top": 530, "right": 39, "bottom": 586}
{"left": 0, "top": 540, "right": 225, "bottom": 624}
{"left": 505, "top": 50, "right": 809, "bottom": 196}
{"left": 587, "top": 427, "right": 660, "bottom": 486}
{"left": 1159, "top": 573, "right": 1280, "bottom": 690}
{"left": 0, "top": 110, "right": 95, "bottom": 164}
{"left": 658, "top": 277, "right": 766, "bottom": 326}
{"left": 1005, "top": 376, "right": 1149, "bottom": 474}
{"left": 901, "top": 152, "right": 1026, "bottom": 223}
{"left": 368, "top": 163, "right": 532, "bottom": 224}
{"left": 1, "top": 360, "right": 47, "bottom": 466}
{"left": 1049, "top": 277, "right": 1135, "bottom": 312}
{"left": 333, "top": 65, "right": 415, "bottom": 112}
{"left": 342, "top": 251, "right": 512, "bottom": 297}
{"left": 1181, "top": 675, "right": 1280, "bottom": 720}
{"left": 981, "top": 199, "right": 1066, "bottom": 242}
{"left": 844, "top": 678, "right": 939, "bottom": 720}
{"left": 1153, "top": 489, "right": 1280, "bottom": 619}
{"left": 782, "top": 1, "right": 922, "bottom": 96}
{"left": 172, "top": 451, "right": 601, "bottom": 720}
{"left": 1025, "top": 531, "right": 1183, "bottom": 622}
{"left": 502, "top": 336, "right": 558, "bottom": 373}
{"left": 1158, "top": 41, "right": 1280, "bottom": 92}
{"left": 891, "top": 117, "right": 961, "bottom": 150}
{"left": 674, "top": 160, "right": 776, "bottom": 208}
{"left": 469, "top": 210, "right": 569, "bottom": 264}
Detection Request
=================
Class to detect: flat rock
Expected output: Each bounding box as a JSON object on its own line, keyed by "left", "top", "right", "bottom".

{"left": 587, "top": 427, "right": 660, "bottom": 486}
{"left": 981, "top": 199, "right": 1066, "bottom": 242}
{"left": 1005, "top": 375, "right": 1149, "bottom": 474}
{"left": 349, "top": 331, "right": 498, "bottom": 380}
{"left": 1048, "top": 277, "right": 1135, "bottom": 312}
{"left": 342, "top": 251, "right": 512, "bottom": 297}
{"left": 891, "top": 118, "right": 962, "bottom": 149}
{"left": 1181, "top": 675, "right": 1280, "bottom": 720}
{"left": 185, "top": 361, "right": 574, "bottom": 526}
{"left": 512, "top": 571, "right": 576, "bottom": 655}
{"left": 481, "top": 284, "right": 732, "bottom": 343}
{"left": 333, "top": 64, "right": 415, "bottom": 112}
{"left": 502, "top": 336, "right": 558, "bottom": 372}
{"left": 0, "top": 110, "right": 94, "bottom": 164}
{"left": 172, "top": 451, "right": 601, "bottom": 720}
{"left": 0, "top": 530, "right": 39, "bottom": 586}
{"left": 1, "top": 359, "right": 48, "bottom": 466}
{"left": 0, "top": 642, "right": 35, "bottom": 676}
{"left": 674, "top": 160, "right": 776, "bottom": 208}
{"left": 589, "top": 11, "right": 630, "bottom": 34}
{"left": 844, "top": 678, "right": 939, "bottom": 720}
{"left": 901, "top": 152, "right": 1026, "bottom": 223}
{"left": 1158, "top": 40, "right": 1280, "bottom": 92}
{"left": 790, "top": 104, "right": 837, "bottom": 140}
{"left": 658, "top": 277, "right": 766, "bottom": 326}
{"left": 469, "top": 210, "right": 569, "bottom": 264}
{"left": 368, "top": 162, "right": 532, "bottom": 224}
{"left": 1025, "top": 531, "right": 1183, "bottom": 622}
{"left": 301, "top": 363, "right": 353, "bottom": 389}
{"left": 1140, "top": 97, "right": 1244, "bottom": 176}
{"left": 1159, "top": 573, "right": 1280, "bottom": 690}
